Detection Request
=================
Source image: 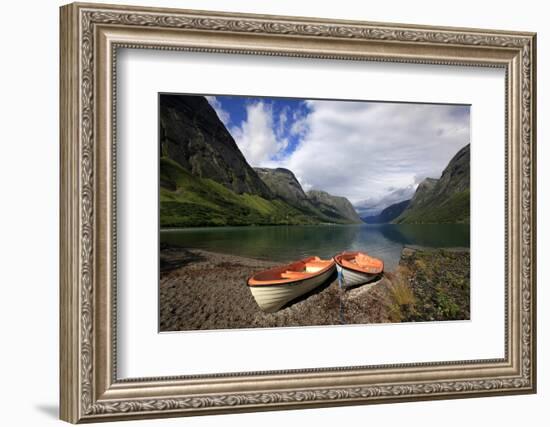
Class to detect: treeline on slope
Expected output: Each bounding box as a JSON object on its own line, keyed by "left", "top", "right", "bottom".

{"left": 159, "top": 94, "right": 362, "bottom": 227}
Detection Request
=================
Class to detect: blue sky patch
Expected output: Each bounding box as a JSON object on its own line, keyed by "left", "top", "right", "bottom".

{"left": 207, "top": 95, "right": 310, "bottom": 161}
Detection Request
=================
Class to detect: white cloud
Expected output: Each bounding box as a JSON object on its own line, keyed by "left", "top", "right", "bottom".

{"left": 271, "top": 101, "right": 470, "bottom": 207}
{"left": 277, "top": 107, "right": 288, "bottom": 138}
{"left": 290, "top": 109, "right": 309, "bottom": 137}
{"left": 205, "top": 96, "right": 230, "bottom": 125}
{"left": 354, "top": 185, "right": 417, "bottom": 217}
{"left": 230, "top": 101, "right": 288, "bottom": 166}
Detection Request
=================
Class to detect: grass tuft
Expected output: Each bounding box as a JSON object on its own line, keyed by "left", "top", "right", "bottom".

{"left": 386, "top": 267, "right": 416, "bottom": 322}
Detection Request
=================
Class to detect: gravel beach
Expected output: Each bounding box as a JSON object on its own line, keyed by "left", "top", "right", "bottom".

{"left": 159, "top": 247, "right": 395, "bottom": 331}
{"left": 159, "top": 246, "right": 470, "bottom": 331}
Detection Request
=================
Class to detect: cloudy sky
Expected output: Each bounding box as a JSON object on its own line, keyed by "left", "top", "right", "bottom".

{"left": 205, "top": 95, "right": 470, "bottom": 215}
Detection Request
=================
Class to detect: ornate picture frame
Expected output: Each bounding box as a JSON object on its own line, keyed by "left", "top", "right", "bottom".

{"left": 60, "top": 2, "right": 536, "bottom": 423}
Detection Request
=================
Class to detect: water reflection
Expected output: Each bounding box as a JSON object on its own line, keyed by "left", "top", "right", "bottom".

{"left": 161, "top": 223, "right": 470, "bottom": 271}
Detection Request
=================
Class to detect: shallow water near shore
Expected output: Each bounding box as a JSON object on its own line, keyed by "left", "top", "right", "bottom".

{"left": 160, "top": 223, "right": 469, "bottom": 271}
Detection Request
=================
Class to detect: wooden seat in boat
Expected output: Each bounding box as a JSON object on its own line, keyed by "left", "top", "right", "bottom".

{"left": 305, "top": 260, "right": 333, "bottom": 273}
{"left": 281, "top": 271, "right": 309, "bottom": 279}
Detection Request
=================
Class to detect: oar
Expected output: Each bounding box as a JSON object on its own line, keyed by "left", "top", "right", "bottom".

{"left": 337, "top": 267, "right": 343, "bottom": 289}
{"left": 337, "top": 267, "right": 345, "bottom": 324}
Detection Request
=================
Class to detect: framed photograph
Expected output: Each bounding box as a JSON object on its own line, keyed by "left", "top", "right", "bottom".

{"left": 60, "top": 2, "right": 537, "bottom": 423}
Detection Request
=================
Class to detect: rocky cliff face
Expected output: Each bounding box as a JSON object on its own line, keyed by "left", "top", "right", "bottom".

{"left": 405, "top": 178, "right": 439, "bottom": 211}
{"left": 395, "top": 144, "right": 470, "bottom": 224}
{"left": 160, "top": 94, "right": 272, "bottom": 198}
{"left": 254, "top": 168, "right": 309, "bottom": 207}
{"left": 254, "top": 167, "right": 363, "bottom": 224}
{"left": 430, "top": 143, "right": 470, "bottom": 198}
{"left": 307, "top": 190, "right": 363, "bottom": 223}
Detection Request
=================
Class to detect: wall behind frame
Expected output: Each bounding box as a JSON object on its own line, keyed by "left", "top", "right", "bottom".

{"left": 0, "top": 0, "right": 545, "bottom": 426}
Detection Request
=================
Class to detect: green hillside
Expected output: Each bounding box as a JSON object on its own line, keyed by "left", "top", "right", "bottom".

{"left": 394, "top": 190, "right": 469, "bottom": 224}
{"left": 395, "top": 144, "right": 470, "bottom": 224}
{"left": 160, "top": 158, "right": 326, "bottom": 227}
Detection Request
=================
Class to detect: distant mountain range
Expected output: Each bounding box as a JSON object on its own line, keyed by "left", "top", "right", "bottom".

{"left": 353, "top": 185, "right": 416, "bottom": 218}
{"left": 254, "top": 168, "right": 362, "bottom": 224}
{"left": 159, "top": 95, "right": 362, "bottom": 227}
{"left": 362, "top": 199, "right": 411, "bottom": 224}
{"left": 394, "top": 144, "right": 470, "bottom": 224}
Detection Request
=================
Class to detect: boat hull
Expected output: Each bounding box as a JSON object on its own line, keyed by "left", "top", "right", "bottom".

{"left": 248, "top": 267, "right": 335, "bottom": 313}
{"left": 336, "top": 264, "right": 380, "bottom": 289}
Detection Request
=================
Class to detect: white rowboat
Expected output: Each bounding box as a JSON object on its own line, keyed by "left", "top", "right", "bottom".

{"left": 334, "top": 251, "right": 384, "bottom": 289}
{"left": 247, "top": 257, "right": 336, "bottom": 313}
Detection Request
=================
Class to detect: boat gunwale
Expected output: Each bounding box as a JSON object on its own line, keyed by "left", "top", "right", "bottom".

{"left": 333, "top": 251, "right": 384, "bottom": 275}
{"left": 246, "top": 257, "right": 336, "bottom": 287}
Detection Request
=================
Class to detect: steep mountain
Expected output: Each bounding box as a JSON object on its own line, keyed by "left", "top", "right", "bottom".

{"left": 363, "top": 199, "right": 411, "bottom": 224}
{"left": 160, "top": 158, "right": 324, "bottom": 227}
{"left": 254, "top": 167, "right": 363, "bottom": 224}
{"left": 159, "top": 95, "right": 362, "bottom": 227}
{"left": 160, "top": 94, "right": 272, "bottom": 198}
{"left": 254, "top": 168, "right": 309, "bottom": 208}
{"left": 406, "top": 178, "right": 439, "bottom": 209}
{"left": 395, "top": 144, "right": 470, "bottom": 224}
{"left": 307, "top": 190, "right": 363, "bottom": 223}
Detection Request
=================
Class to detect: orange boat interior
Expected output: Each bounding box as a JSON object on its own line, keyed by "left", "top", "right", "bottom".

{"left": 248, "top": 256, "right": 335, "bottom": 286}
{"left": 335, "top": 252, "right": 384, "bottom": 274}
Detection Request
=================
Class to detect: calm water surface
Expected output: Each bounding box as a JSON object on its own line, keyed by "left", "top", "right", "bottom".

{"left": 160, "top": 224, "right": 469, "bottom": 271}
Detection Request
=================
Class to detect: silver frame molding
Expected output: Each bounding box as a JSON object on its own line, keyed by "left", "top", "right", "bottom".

{"left": 60, "top": 2, "right": 537, "bottom": 423}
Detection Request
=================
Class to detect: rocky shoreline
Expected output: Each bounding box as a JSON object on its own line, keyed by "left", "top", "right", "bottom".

{"left": 159, "top": 246, "right": 470, "bottom": 332}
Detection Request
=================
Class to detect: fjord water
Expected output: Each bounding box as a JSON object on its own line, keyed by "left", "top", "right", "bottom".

{"left": 160, "top": 224, "right": 469, "bottom": 271}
